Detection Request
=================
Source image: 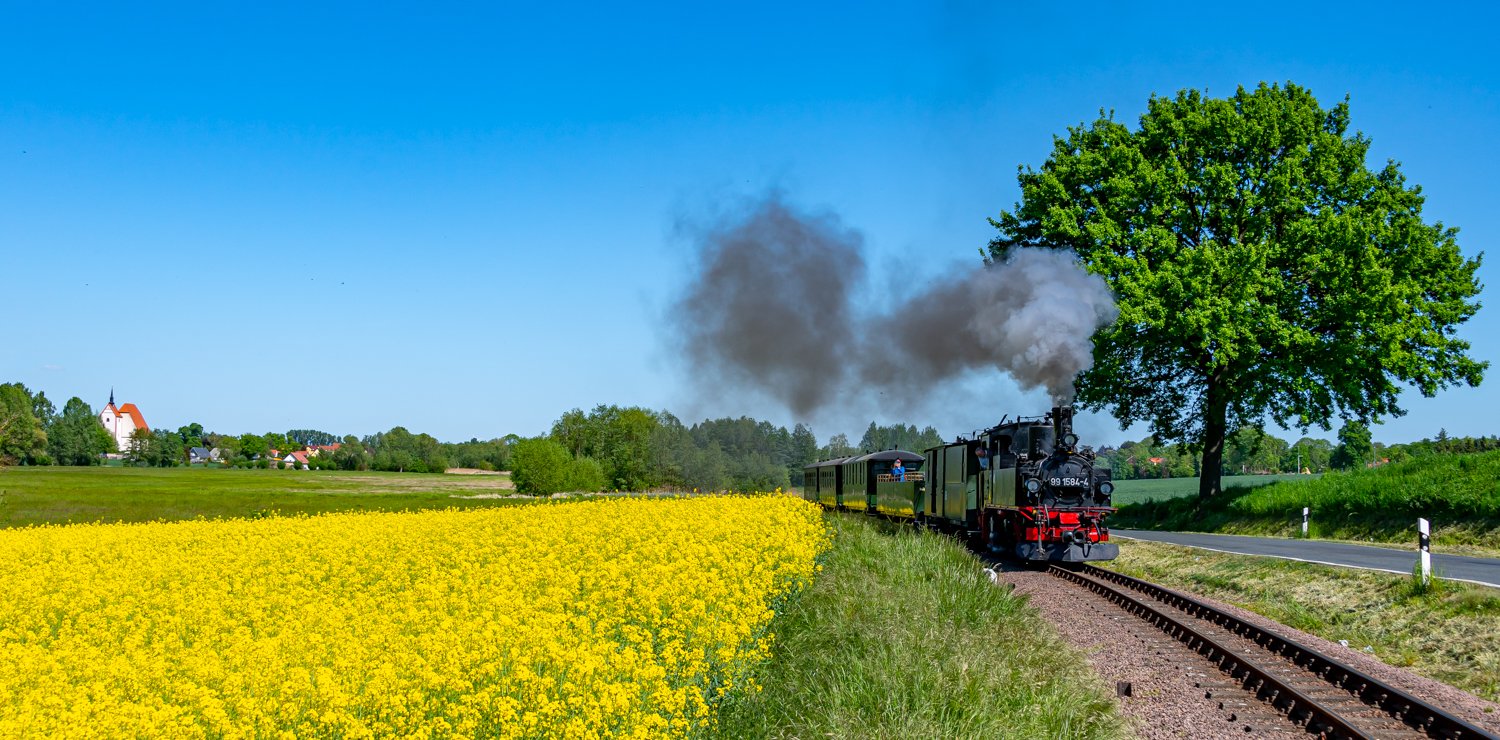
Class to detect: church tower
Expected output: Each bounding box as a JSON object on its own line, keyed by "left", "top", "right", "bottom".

{"left": 99, "top": 390, "right": 149, "bottom": 453}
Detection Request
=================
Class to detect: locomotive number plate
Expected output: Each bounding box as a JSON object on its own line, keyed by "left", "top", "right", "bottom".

{"left": 1048, "top": 477, "right": 1087, "bottom": 487}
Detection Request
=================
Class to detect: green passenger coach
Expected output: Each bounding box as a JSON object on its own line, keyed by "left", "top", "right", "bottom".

{"left": 803, "top": 450, "right": 925, "bottom": 516}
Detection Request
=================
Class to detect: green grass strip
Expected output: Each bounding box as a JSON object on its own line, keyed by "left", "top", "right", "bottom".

{"left": 716, "top": 514, "right": 1127, "bottom": 739}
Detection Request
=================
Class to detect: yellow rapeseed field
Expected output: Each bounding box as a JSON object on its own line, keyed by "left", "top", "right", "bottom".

{"left": 0, "top": 495, "right": 829, "bottom": 739}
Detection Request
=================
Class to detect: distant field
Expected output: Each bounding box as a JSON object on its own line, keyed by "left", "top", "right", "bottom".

{"left": 0, "top": 466, "right": 530, "bottom": 529}
{"left": 1112, "top": 473, "right": 1316, "bottom": 506}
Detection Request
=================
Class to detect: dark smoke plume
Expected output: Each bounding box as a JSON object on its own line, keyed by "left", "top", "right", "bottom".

{"left": 863, "top": 249, "right": 1119, "bottom": 402}
{"left": 671, "top": 196, "right": 865, "bottom": 415}
{"left": 670, "top": 194, "right": 1117, "bottom": 416}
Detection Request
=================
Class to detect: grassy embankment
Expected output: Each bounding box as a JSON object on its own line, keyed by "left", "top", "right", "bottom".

{"left": 0, "top": 466, "right": 534, "bottom": 528}
{"left": 1101, "top": 540, "right": 1500, "bottom": 702}
{"left": 1111, "top": 473, "right": 1311, "bottom": 507}
{"left": 1112, "top": 451, "right": 1500, "bottom": 555}
{"left": 718, "top": 513, "right": 1128, "bottom": 739}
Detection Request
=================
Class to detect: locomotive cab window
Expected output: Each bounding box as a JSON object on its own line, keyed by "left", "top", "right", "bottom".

{"left": 1009, "top": 429, "right": 1029, "bottom": 456}
{"left": 1029, "top": 426, "right": 1055, "bottom": 457}
{"left": 993, "top": 435, "right": 1016, "bottom": 465}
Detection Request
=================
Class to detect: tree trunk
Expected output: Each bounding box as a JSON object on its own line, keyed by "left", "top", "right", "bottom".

{"left": 1198, "top": 378, "right": 1228, "bottom": 500}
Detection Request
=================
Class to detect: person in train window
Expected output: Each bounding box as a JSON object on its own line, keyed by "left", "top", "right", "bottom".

{"left": 892, "top": 458, "right": 906, "bottom": 481}
{"left": 976, "top": 447, "right": 990, "bottom": 470}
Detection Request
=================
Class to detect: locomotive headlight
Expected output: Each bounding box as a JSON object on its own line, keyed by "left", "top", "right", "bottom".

{"left": 1098, "top": 481, "right": 1114, "bottom": 495}
{"left": 1063, "top": 433, "right": 1079, "bottom": 447}
{"left": 1025, "top": 478, "right": 1042, "bottom": 494}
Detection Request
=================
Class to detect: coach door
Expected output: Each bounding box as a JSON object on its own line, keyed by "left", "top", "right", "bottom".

{"left": 943, "top": 445, "right": 967, "bottom": 520}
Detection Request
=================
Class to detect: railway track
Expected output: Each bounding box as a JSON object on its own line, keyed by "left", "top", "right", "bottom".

{"left": 1047, "top": 564, "right": 1497, "bottom": 739}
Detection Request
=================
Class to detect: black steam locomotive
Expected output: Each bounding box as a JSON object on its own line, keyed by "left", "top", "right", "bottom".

{"left": 802, "top": 406, "right": 1118, "bottom": 563}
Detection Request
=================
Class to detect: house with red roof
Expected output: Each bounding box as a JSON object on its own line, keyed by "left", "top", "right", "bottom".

{"left": 282, "top": 450, "right": 311, "bottom": 469}
{"left": 98, "top": 389, "right": 149, "bottom": 454}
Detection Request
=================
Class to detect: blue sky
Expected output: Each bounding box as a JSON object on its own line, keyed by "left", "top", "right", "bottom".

{"left": 3, "top": 1, "right": 1497, "bottom": 447}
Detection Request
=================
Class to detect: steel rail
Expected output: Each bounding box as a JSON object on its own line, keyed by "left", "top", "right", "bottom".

{"left": 1059, "top": 564, "right": 1495, "bottom": 740}
{"left": 1048, "top": 565, "right": 1374, "bottom": 738}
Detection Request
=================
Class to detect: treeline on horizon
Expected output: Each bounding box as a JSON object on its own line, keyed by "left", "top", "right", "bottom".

{"left": 1098, "top": 420, "right": 1500, "bottom": 480}
{"left": 7, "top": 382, "right": 1495, "bottom": 491}
{"left": 0, "top": 383, "right": 943, "bottom": 493}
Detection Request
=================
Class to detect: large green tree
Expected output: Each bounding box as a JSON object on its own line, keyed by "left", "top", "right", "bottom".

{"left": 1330, "top": 420, "right": 1374, "bottom": 470}
{"left": 47, "top": 397, "right": 116, "bottom": 465}
{"left": 510, "top": 437, "right": 573, "bottom": 495}
{"left": 989, "top": 82, "right": 1486, "bottom": 499}
{"left": 549, "top": 405, "right": 661, "bottom": 491}
{"left": 0, "top": 383, "right": 47, "bottom": 465}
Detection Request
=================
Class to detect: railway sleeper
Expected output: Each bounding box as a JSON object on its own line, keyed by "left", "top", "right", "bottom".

{"left": 1071, "top": 565, "right": 1496, "bottom": 740}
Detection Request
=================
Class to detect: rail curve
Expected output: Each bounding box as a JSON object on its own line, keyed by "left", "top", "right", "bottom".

{"left": 1047, "top": 564, "right": 1496, "bottom": 739}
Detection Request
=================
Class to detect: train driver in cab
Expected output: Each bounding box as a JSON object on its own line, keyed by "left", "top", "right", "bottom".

{"left": 976, "top": 446, "right": 990, "bottom": 470}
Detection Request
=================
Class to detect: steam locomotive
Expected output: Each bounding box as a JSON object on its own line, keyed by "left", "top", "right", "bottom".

{"left": 802, "top": 406, "right": 1118, "bottom": 563}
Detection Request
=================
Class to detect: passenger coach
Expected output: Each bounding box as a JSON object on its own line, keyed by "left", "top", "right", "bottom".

{"left": 802, "top": 449, "right": 925, "bottom": 516}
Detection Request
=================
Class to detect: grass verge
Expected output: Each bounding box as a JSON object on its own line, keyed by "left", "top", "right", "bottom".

{"left": 1099, "top": 540, "right": 1500, "bottom": 702}
{"left": 0, "top": 466, "right": 540, "bottom": 528}
{"left": 1112, "top": 452, "right": 1500, "bottom": 556}
{"left": 716, "top": 514, "right": 1128, "bottom": 739}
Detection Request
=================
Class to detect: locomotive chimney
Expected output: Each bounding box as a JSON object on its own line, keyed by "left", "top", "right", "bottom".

{"left": 1052, "top": 405, "right": 1074, "bottom": 445}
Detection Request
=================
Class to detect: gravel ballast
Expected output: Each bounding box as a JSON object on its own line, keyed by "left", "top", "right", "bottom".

{"left": 994, "top": 564, "right": 1500, "bottom": 739}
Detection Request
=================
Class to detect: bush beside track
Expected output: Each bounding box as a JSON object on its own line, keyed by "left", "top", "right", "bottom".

{"left": 717, "top": 513, "right": 1127, "bottom": 739}
{"left": 1112, "top": 451, "right": 1500, "bottom": 554}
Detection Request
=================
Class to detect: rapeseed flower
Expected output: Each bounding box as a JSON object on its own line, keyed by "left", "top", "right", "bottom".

{"left": 0, "top": 495, "right": 828, "bottom": 738}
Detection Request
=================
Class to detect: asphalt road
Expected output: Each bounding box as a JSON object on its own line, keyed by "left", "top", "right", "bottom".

{"left": 1112, "top": 529, "right": 1500, "bottom": 588}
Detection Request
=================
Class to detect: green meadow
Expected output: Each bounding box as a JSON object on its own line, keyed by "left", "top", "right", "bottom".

{"left": 0, "top": 466, "right": 528, "bottom": 528}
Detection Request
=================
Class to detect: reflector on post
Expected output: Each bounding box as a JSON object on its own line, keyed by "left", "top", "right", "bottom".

{"left": 1419, "top": 517, "right": 1431, "bottom": 587}
{"left": 1302, "top": 507, "right": 1309, "bottom": 537}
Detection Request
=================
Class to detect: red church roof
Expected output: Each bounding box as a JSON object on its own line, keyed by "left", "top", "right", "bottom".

{"left": 116, "top": 403, "right": 149, "bottom": 433}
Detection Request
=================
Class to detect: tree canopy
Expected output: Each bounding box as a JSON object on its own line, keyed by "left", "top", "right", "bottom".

{"left": 0, "top": 383, "right": 47, "bottom": 465}
{"left": 989, "top": 82, "right": 1486, "bottom": 498}
{"left": 1331, "top": 420, "right": 1374, "bottom": 470}
{"left": 47, "top": 397, "right": 116, "bottom": 465}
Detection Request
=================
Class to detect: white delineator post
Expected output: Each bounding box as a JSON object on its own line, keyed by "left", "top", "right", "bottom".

{"left": 1302, "top": 507, "right": 1310, "bottom": 537}
{"left": 1419, "top": 518, "right": 1432, "bottom": 586}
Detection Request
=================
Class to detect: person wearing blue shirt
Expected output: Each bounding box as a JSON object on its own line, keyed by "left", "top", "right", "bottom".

{"left": 892, "top": 458, "right": 906, "bottom": 481}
